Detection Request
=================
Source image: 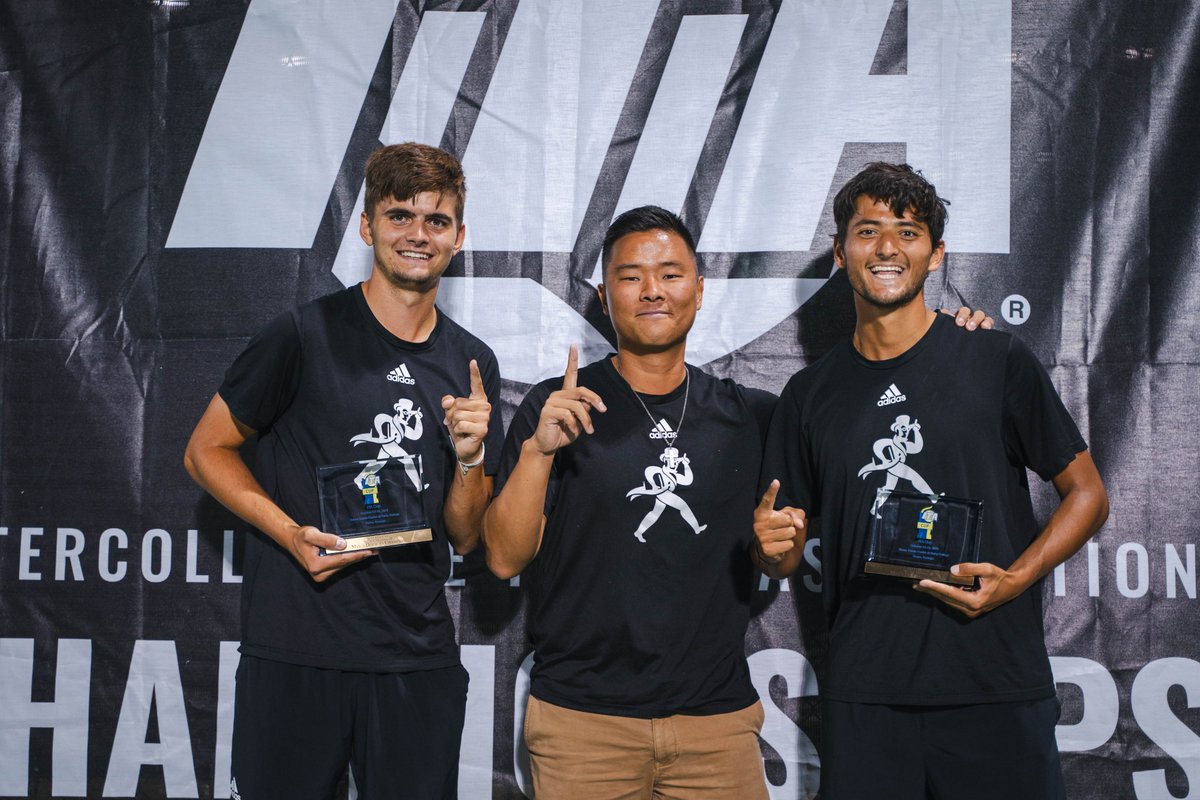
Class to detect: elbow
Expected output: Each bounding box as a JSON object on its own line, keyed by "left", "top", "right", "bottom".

{"left": 183, "top": 443, "right": 202, "bottom": 485}
{"left": 485, "top": 549, "right": 521, "bottom": 581}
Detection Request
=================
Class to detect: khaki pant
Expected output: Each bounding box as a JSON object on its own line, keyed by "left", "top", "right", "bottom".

{"left": 524, "top": 695, "right": 769, "bottom": 800}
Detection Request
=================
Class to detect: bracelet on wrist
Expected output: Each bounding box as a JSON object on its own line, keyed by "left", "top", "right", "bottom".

{"left": 457, "top": 444, "right": 485, "bottom": 476}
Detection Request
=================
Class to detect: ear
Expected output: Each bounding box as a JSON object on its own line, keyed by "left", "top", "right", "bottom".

{"left": 453, "top": 222, "right": 466, "bottom": 254}
{"left": 597, "top": 282, "right": 610, "bottom": 317}
{"left": 695, "top": 274, "right": 704, "bottom": 311}
{"left": 359, "top": 211, "right": 373, "bottom": 246}
{"left": 928, "top": 240, "right": 946, "bottom": 273}
{"left": 832, "top": 239, "right": 846, "bottom": 270}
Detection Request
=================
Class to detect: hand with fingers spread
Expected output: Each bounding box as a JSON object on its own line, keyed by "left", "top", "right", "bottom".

{"left": 441, "top": 359, "right": 492, "bottom": 465}
{"left": 753, "top": 479, "right": 806, "bottom": 575}
{"left": 913, "top": 561, "right": 1025, "bottom": 619}
{"left": 532, "top": 345, "right": 607, "bottom": 455}
{"left": 286, "top": 523, "right": 376, "bottom": 583}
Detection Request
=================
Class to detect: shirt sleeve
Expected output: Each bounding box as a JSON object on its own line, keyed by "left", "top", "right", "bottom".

{"left": 759, "top": 377, "right": 819, "bottom": 516}
{"left": 218, "top": 310, "right": 303, "bottom": 433}
{"left": 493, "top": 380, "right": 561, "bottom": 518}
{"left": 1001, "top": 334, "right": 1087, "bottom": 481}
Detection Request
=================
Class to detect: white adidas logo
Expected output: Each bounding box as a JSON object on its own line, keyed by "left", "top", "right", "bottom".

{"left": 387, "top": 363, "right": 415, "bottom": 385}
{"left": 877, "top": 383, "right": 906, "bottom": 406}
{"left": 648, "top": 418, "right": 675, "bottom": 440}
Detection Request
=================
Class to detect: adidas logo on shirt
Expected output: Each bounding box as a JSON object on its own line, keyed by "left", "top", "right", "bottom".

{"left": 877, "top": 383, "right": 906, "bottom": 406}
{"left": 648, "top": 418, "right": 675, "bottom": 439}
{"left": 386, "top": 363, "right": 415, "bottom": 385}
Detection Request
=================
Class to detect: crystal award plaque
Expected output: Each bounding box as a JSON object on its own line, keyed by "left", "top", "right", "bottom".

{"left": 317, "top": 457, "right": 431, "bottom": 554}
{"left": 863, "top": 489, "right": 982, "bottom": 586}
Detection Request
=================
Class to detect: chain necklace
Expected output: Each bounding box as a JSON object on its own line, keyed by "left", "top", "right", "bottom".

{"left": 615, "top": 357, "right": 690, "bottom": 450}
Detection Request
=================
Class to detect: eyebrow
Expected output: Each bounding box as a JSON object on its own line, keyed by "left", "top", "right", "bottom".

{"left": 612, "top": 260, "right": 686, "bottom": 271}
{"left": 852, "top": 218, "right": 924, "bottom": 229}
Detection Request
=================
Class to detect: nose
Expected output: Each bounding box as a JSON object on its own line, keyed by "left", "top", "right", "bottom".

{"left": 641, "top": 275, "right": 664, "bottom": 301}
{"left": 875, "top": 230, "right": 900, "bottom": 258}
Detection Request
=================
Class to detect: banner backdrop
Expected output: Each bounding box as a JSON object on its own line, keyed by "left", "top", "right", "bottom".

{"left": 1, "top": 0, "right": 1196, "bottom": 797}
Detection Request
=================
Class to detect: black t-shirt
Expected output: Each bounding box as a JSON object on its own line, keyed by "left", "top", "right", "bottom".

{"left": 219, "top": 285, "right": 503, "bottom": 672}
{"left": 762, "top": 314, "right": 1086, "bottom": 705}
{"left": 495, "top": 357, "right": 774, "bottom": 718}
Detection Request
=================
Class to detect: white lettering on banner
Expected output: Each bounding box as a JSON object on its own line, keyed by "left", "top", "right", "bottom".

{"left": 223, "top": 530, "right": 243, "bottom": 584}
{"left": 749, "top": 648, "right": 821, "bottom": 800}
{"left": 594, "top": 12, "right": 750, "bottom": 275}
{"left": 103, "top": 641, "right": 199, "bottom": 798}
{"left": 143, "top": 529, "right": 173, "bottom": 584}
{"left": 1118, "top": 542, "right": 1151, "bottom": 598}
{"left": 56, "top": 528, "right": 85, "bottom": 581}
{"left": 100, "top": 528, "right": 129, "bottom": 582}
{"left": 2, "top": 640, "right": 1198, "bottom": 795}
{"left": 1050, "top": 656, "right": 1119, "bottom": 751}
{"left": 0, "top": 639, "right": 91, "bottom": 797}
{"left": 330, "top": 11, "right": 486, "bottom": 288}
{"left": 166, "top": 0, "right": 401, "bottom": 247}
{"left": 512, "top": 652, "right": 535, "bottom": 799}
{"left": 757, "top": 538, "right": 822, "bottom": 594}
{"left": 166, "top": 2, "right": 1011, "bottom": 379}
{"left": 463, "top": 0, "right": 659, "bottom": 252}
{"left": 460, "top": 645, "right": 496, "bottom": 798}
{"left": 5, "top": 525, "right": 246, "bottom": 586}
{"left": 19, "top": 526, "right": 42, "bottom": 580}
{"left": 186, "top": 529, "right": 210, "bottom": 583}
{"left": 1131, "top": 658, "right": 1200, "bottom": 799}
{"left": 1167, "top": 544, "right": 1197, "bottom": 599}
{"left": 213, "top": 642, "right": 239, "bottom": 800}
{"left": 701, "top": 0, "right": 1011, "bottom": 254}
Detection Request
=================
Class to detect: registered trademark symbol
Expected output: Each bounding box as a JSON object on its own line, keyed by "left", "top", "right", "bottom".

{"left": 1001, "top": 294, "right": 1031, "bottom": 325}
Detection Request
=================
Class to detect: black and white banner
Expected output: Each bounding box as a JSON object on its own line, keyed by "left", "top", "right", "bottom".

{"left": 1, "top": 1, "right": 1195, "bottom": 797}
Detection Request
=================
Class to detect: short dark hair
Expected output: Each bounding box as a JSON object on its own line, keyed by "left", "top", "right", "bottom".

{"left": 833, "top": 162, "right": 949, "bottom": 244}
{"left": 364, "top": 142, "right": 466, "bottom": 223}
{"left": 601, "top": 205, "right": 698, "bottom": 275}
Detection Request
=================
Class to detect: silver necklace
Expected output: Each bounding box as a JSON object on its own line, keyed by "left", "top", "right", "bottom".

{"left": 616, "top": 358, "right": 690, "bottom": 449}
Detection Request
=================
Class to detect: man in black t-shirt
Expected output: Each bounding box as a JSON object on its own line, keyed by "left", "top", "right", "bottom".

{"left": 184, "top": 143, "right": 501, "bottom": 800}
{"left": 484, "top": 206, "right": 775, "bottom": 799}
{"left": 756, "top": 163, "right": 1109, "bottom": 800}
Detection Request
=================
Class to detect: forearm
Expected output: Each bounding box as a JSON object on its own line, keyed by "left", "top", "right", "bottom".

{"left": 442, "top": 467, "right": 492, "bottom": 555}
{"left": 1007, "top": 479, "right": 1109, "bottom": 592}
{"left": 184, "top": 443, "right": 299, "bottom": 547}
{"left": 481, "top": 439, "right": 554, "bottom": 579}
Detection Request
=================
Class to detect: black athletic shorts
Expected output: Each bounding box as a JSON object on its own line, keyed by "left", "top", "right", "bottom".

{"left": 820, "top": 697, "right": 1065, "bottom": 800}
{"left": 230, "top": 655, "right": 468, "bottom": 800}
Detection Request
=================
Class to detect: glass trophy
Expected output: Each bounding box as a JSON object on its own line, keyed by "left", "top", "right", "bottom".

{"left": 863, "top": 489, "right": 983, "bottom": 586}
{"left": 316, "top": 457, "right": 431, "bottom": 554}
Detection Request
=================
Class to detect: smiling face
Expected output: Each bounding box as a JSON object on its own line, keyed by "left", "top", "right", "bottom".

{"left": 359, "top": 191, "right": 464, "bottom": 292}
{"left": 834, "top": 195, "right": 945, "bottom": 311}
{"left": 598, "top": 228, "right": 703, "bottom": 355}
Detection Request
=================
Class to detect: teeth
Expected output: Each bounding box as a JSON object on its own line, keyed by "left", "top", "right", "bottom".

{"left": 870, "top": 265, "right": 901, "bottom": 274}
{"left": 400, "top": 251, "right": 430, "bottom": 260}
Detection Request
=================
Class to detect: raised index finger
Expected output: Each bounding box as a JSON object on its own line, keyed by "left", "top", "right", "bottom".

{"left": 563, "top": 344, "right": 579, "bottom": 391}
{"left": 758, "top": 479, "right": 780, "bottom": 510}
{"left": 468, "top": 359, "right": 487, "bottom": 400}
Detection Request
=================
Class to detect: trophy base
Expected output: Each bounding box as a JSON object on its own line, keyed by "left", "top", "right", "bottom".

{"left": 864, "top": 560, "right": 975, "bottom": 587}
{"left": 322, "top": 527, "right": 433, "bottom": 555}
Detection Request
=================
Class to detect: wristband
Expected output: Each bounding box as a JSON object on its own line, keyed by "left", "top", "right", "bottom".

{"left": 457, "top": 444, "right": 485, "bottom": 476}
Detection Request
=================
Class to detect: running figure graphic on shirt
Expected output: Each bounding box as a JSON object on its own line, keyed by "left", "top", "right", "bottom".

{"left": 626, "top": 446, "right": 707, "bottom": 542}
{"left": 857, "top": 414, "right": 941, "bottom": 517}
{"left": 350, "top": 398, "right": 426, "bottom": 491}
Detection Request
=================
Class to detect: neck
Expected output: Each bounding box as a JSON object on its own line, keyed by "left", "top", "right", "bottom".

{"left": 361, "top": 276, "right": 439, "bottom": 342}
{"left": 611, "top": 344, "right": 687, "bottom": 394}
{"left": 852, "top": 296, "right": 937, "bottom": 361}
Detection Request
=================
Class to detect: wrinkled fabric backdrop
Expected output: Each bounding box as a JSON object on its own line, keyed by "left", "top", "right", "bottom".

{"left": 1, "top": 1, "right": 1195, "bottom": 798}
